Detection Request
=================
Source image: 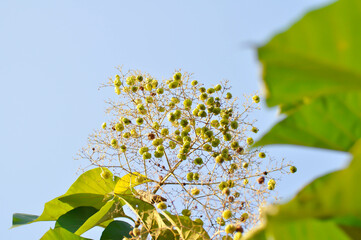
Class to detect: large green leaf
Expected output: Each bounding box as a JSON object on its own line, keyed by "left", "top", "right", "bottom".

{"left": 55, "top": 207, "right": 98, "bottom": 233}
{"left": 40, "top": 227, "right": 91, "bottom": 240}
{"left": 117, "top": 195, "right": 178, "bottom": 240}
{"left": 75, "top": 200, "right": 126, "bottom": 235}
{"left": 100, "top": 220, "right": 132, "bottom": 240}
{"left": 255, "top": 92, "right": 361, "bottom": 151}
{"left": 248, "top": 0, "right": 361, "bottom": 239}
{"left": 256, "top": 0, "right": 361, "bottom": 149}
{"left": 162, "top": 211, "right": 210, "bottom": 240}
{"left": 259, "top": 0, "right": 361, "bottom": 109}
{"left": 245, "top": 219, "right": 352, "bottom": 240}
{"left": 12, "top": 168, "right": 119, "bottom": 227}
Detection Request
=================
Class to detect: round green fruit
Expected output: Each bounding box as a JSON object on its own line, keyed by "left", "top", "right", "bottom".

{"left": 230, "top": 121, "right": 238, "bottom": 129}
{"left": 218, "top": 182, "right": 227, "bottom": 191}
{"left": 214, "top": 84, "right": 222, "bottom": 91}
{"left": 173, "top": 72, "right": 182, "bottom": 81}
{"left": 198, "top": 110, "right": 207, "bottom": 118}
{"left": 152, "top": 122, "right": 160, "bottom": 130}
{"left": 194, "top": 157, "right": 203, "bottom": 165}
{"left": 119, "top": 145, "right": 127, "bottom": 153}
{"left": 222, "top": 188, "right": 230, "bottom": 196}
{"left": 225, "top": 224, "right": 236, "bottom": 234}
{"left": 246, "top": 137, "right": 254, "bottom": 145}
{"left": 207, "top": 88, "right": 215, "bottom": 94}
{"left": 114, "top": 87, "right": 121, "bottom": 95}
{"left": 142, "top": 152, "right": 152, "bottom": 160}
{"left": 259, "top": 152, "right": 266, "bottom": 158}
{"left": 184, "top": 99, "right": 192, "bottom": 108}
{"left": 145, "top": 83, "right": 153, "bottom": 91}
{"left": 115, "top": 123, "right": 124, "bottom": 131}
{"left": 139, "top": 147, "right": 149, "bottom": 155}
{"left": 173, "top": 110, "right": 182, "bottom": 119}
{"left": 215, "top": 155, "right": 224, "bottom": 164}
{"left": 102, "top": 122, "right": 107, "bottom": 129}
{"left": 177, "top": 153, "right": 187, "bottom": 160}
{"left": 222, "top": 210, "right": 232, "bottom": 220}
{"left": 136, "top": 118, "right": 144, "bottom": 125}
{"left": 122, "top": 132, "right": 131, "bottom": 138}
{"left": 157, "top": 202, "right": 167, "bottom": 210}
{"left": 211, "top": 120, "right": 220, "bottom": 128}
{"left": 157, "top": 88, "right": 164, "bottom": 94}
{"left": 223, "top": 133, "right": 232, "bottom": 141}
{"left": 251, "top": 126, "right": 259, "bottom": 133}
{"left": 197, "top": 104, "right": 206, "bottom": 110}
{"left": 213, "top": 107, "right": 221, "bottom": 115}
{"left": 151, "top": 80, "right": 158, "bottom": 88}
{"left": 199, "top": 93, "right": 208, "bottom": 101}
{"left": 168, "top": 81, "right": 178, "bottom": 89}
{"left": 126, "top": 76, "right": 136, "bottom": 85}
{"left": 136, "top": 75, "right": 143, "bottom": 82}
{"left": 290, "top": 166, "right": 297, "bottom": 173}
{"left": 180, "top": 119, "right": 188, "bottom": 127}
{"left": 131, "top": 86, "right": 138, "bottom": 92}
{"left": 186, "top": 172, "right": 194, "bottom": 181}
{"left": 191, "top": 188, "right": 200, "bottom": 195}
{"left": 169, "top": 141, "right": 176, "bottom": 149}
{"left": 252, "top": 95, "right": 260, "bottom": 103}
{"left": 154, "top": 151, "right": 164, "bottom": 158}
{"left": 231, "top": 141, "right": 239, "bottom": 150}
{"left": 226, "top": 92, "right": 232, "bottom": 99}
{"left": 111, "top": 139, "right": 118, "bottom": 148}
{"left": 191, "top": 80, "right": 198, "bottom": 86}
{"left": 203, "top": 144, "right": 212, "bottom": 152}
{"left": 227, "top": 180, "right": 235, "bottom": 188}
{"left": 152, "top": 138, "right": 164, "bottom": 146}
{"left": 212, "top": 138, "right": 220, "bottom": 147}
{"left": 121, "top": 118, "right": 131, "bottom": 125}
{"left": 160, "top": 128, "right": 169, "bottom": 136}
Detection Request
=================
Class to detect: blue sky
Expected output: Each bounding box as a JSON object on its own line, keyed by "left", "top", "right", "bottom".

{"left": 1, "top": 0, "right": 349, "bottom": 239}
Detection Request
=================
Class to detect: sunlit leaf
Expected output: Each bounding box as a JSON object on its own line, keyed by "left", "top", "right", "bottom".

{"left": 40, "top": 227, "right": 91, "bottom": 240}
{"left": 12, "top": 168, "right": 119, "bottom": 227}
{"left": 114, "top": 172, "right": 150, "bottom": 195}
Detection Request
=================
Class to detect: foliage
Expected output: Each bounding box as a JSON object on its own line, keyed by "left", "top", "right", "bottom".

{"left": 244, "top": 0, "right": 361, "bottom": 239}
{"left": 13, "top": 71, "right": 293, "bottom": 239}
{"left": 77, "top": 69, "right": 292, "bottom": 238}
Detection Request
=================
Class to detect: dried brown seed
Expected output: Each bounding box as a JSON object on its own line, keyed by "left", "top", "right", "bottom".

{"left": 258, "top": 176, "right": 265, "bottom": 184}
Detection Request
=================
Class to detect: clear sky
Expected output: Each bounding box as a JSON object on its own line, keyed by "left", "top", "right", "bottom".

{"left": 1, "top": 0, "right": 349, "bottom": 239}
